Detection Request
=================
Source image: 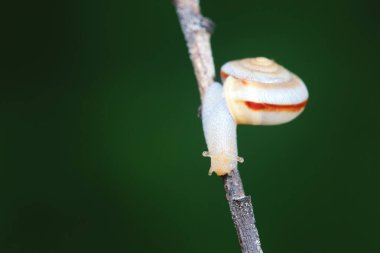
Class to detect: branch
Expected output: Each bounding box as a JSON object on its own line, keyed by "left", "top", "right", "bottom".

{"left": 173, "top": 0, "right": 215, "bottom": 98}
{"left": 173, "top": 1, "right": 263, "bottom": 252}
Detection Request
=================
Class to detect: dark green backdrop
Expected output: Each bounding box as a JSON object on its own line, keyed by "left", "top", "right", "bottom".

{"left": 1, "top": 0, "right": 379, "bottom": 252}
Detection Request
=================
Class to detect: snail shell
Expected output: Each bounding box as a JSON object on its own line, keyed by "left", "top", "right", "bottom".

{"left": 221, "top": 57, "right": 309, "bottom": 125}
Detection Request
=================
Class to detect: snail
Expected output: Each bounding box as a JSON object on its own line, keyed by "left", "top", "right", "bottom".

{"left": 202, "top": 57, "right": 309, "bottom": 176}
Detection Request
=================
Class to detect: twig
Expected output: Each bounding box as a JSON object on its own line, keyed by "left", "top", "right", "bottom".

{"left": 173, "top": 1, "right": 263, "bottom": 252}
{"left": 173, "top": 0, "right": 215, "bottom": 98}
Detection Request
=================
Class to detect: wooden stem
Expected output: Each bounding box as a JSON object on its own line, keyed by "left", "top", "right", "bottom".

{"left": 173, "top": 1, "right": 263, "bottom": 252}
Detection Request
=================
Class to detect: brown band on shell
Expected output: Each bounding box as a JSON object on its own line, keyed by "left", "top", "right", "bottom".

{"left": 220, "top": 71, "right": 229, "bottom": 82}
{"left": 244, "top": 100, "right": 308, "bottom": 112}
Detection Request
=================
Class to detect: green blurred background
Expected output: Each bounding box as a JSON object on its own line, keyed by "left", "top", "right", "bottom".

{"left": 1, "top": 0, "right": 379, "bottom": 252}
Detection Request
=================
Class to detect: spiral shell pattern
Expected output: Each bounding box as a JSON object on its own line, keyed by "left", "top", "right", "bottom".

{"left": 221, "top": 57, "right": 308, "bottom": 125}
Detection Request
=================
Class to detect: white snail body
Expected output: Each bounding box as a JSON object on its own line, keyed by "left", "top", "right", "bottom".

{"left": 201, "top": 82, "right": 240, "bottom": 176}
{"left": 202, "top": 57, "right": 309, "bottom": 176}
{"left": 221, "top": 57, "right": 308, "bottom": 125}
